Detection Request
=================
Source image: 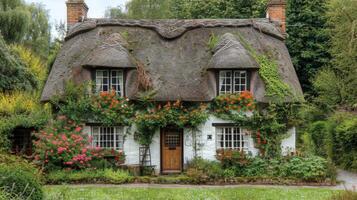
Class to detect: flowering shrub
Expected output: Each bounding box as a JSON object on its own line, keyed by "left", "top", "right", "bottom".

{"left": 33, "top": 116, "right": 124, "bottom": 170}
{"left": 134, "top": 101, "right": 209, "bottom": 146}
{"left": 211, "top": 91, "right": 255, "bottom": 114}
{"left": 92, "top": 91, "right": 133, "bottom": 125}
{"left": 216, "top": 149, "right": 250, "bottom": 169}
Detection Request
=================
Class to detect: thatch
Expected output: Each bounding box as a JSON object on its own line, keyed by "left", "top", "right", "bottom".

{"left": 208, "top": 33, "right": 259, "bottom": 69}
{"left": 41, "top": 18, "right": 302, "bottom": 102}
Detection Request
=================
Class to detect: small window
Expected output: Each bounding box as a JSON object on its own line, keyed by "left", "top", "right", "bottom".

{"left": 219, "top": 70, "right": 247, "bottom": 94}
{"left": 95, "top": 69, "right": 124, "bottom": 96}
{"left": 91, "top": 126, "right": 124, "bottom": 150}
{"left": 216, "top": 126, "right": 248, "bottom": 151}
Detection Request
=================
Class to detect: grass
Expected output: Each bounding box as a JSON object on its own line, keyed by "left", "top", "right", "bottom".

{"left": 44, "top": 186, "right": 339, "bottom": 200}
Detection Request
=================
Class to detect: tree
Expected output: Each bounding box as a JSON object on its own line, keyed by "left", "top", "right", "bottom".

{"left": 105, "top": 6, "right": 127, "bottom": 19}
{"left": 170, "top": 0, "right": 268, "bottom": 19}
{"left": 0, "top": 34, "right": 37, "bottom": 92}
{"left": 286, "top": 0, "right": 330, "bottom": 93}
{"left": 0, "top": 0, "right": 50, "bottom": 58}
{"left": 313, "top": 0, "right": 357, "bottom": 110}
{"left": 119, "top": 0, "right": 267, "bottom": 20}
{"left": 0, "top": 0, "right": 30, "bottom": 43}
{"left": 126, "top": 0, "right": 172, "bottom": 19}
{"left": 23, "top": 3, "right": 51, "bottom": 59}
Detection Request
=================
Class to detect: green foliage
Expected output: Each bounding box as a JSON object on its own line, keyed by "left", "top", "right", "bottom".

{"left": 46, "top": 169, "right": 134, "bottom": 184}
{"left": 33, "top": 116, "right": 125, "bottom": 171}
{"left": 308, "top": 121, "right": 331, "bottom": 157}
{"left": 256, "top": 54, "right": 292, "bottom": 102}
{"left": 122, "top": 0, "right": 267, "bottom": 19}
{"left": 313, "top": 69, "right": 344, "bottom": 110}
{"left": 209, "top": 150, "right": 335, "bottom": 182}
{"left": 207, "top": 33, "right": 219, "bottom": 52}
{"left": 312, "top": 0, "right": 357, "bottom": 110}
{"left": 170, "top": 0, "right": 268, "bottom": 19}
{"left": 186, "top": 157, "right": 224, "bottom": 182}
{"left": 11, "top": 44, "right": 48, "bottom": 88}
{"left": 186, "top": 155, "right": 334, "bottom": 182}
{"left": 0, "top": 153, "right": 43, "bottom": 182}
{"left": 52, "top": 82, "right": 134, "bottom": 126}
{"left": 0, "top": 91, "right": 51, "bottom": 151}
{"left": 286, "top": 0, "right": 330, "bottom": 93}
{"left": 0, "top": 0, "right": 50, "bottom": 58}
{"left": 0, "top": 35, "right": 37, "bottom": 92}
{"left": 237, "top": 34, "right": 293, "bottom": 102}
{"left": 22, "top": 3, "right": 50, "bottom": 59}
{"left": 0, "top": 0, "right": 30, "bottom": 43}
{"left": 134, "top": 101, "right": 208, "bottom": 146}
{"left": 333, "top": 114, "right": 357, "bottom": 171}
{"left": 303, "top": 112, "right": 357, "bottom": 172}
{"left": 105, "top": 6, "right": 127, "bottom": 19}
{"left": 126, "top": 0, "right": 172, "bottom": 19}
{"left": 281, "top": 156, "right": 330, "bottom": 181}
{"left": 0, "top": 154, "right": 43, "bottom": 200}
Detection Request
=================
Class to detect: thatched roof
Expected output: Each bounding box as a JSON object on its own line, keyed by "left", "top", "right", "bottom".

{"left": 41, "top": 18, "right": 302, "bottom": 102}
{"left": 208, "top": 33, "right": 259, "bottom": 69}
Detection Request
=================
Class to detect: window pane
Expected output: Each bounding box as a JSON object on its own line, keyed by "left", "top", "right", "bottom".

{"left": 111, "top": 70, "right": 123, "bottom": 96}
{"left": 91, "top": 126, "right": 124, "bottom": 150}
{"left": 233, "top": 70, "right": 247, "bottom": 93}
{"left": 96, "top": 70, "right": 109, "bottom": 93}
{"left": 219, "top": 70, "right": 233, "bottom": 94}
{"left": 216, "top": 126, "right": 246, "bottom": 151}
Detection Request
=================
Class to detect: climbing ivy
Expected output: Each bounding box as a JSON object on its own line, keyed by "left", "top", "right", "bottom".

{"left": 236, "top": 33, "right": 293, "bottom": 103}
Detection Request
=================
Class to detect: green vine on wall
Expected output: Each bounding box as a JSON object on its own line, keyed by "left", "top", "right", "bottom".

{"left": 236, "top": 33, "right": 293, "bottom": 103}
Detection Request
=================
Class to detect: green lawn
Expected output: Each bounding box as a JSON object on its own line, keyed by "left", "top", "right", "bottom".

{"left": 44, "top": 186, "right": 338, "bottom": 200}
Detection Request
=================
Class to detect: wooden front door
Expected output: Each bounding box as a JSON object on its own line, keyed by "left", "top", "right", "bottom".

{"left": 161, "top": 128, "right": 183, "bottom": 173}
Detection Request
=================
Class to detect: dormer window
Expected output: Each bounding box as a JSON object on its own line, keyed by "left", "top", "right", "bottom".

{"left": 219, "top": 70, "right": 247, "bottom": 95}
{"left": 95, "top": 69, "right": 124, "bottom": 96}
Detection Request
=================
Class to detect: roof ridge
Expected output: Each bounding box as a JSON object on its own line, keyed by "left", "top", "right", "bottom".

{"left": 65, "top": 18, "right": 284, "bottom": 41}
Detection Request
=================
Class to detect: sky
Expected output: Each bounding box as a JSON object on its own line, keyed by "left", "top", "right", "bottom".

{"left": 24, "top": 0, "right": 129, "bottom": 37}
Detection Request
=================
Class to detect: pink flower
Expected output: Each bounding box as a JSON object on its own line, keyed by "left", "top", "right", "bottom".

{"left": 82, "top": 148, "right": 87, "bottom": 154}
{"left": 61, "top": 134, "right": 68, "bottom": 141}
{"left": 75, "top": 127, "right": 82, "bottom": 132}
{"left": 57, "top": 147, "right": 66, "bottom": 154}
{"left": 64, "top": 161, "right": 73, "bottom": 165}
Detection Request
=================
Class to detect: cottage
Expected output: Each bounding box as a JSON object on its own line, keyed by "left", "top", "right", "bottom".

{"left": 41, "top": 0, "right": 302, "bottom": 174}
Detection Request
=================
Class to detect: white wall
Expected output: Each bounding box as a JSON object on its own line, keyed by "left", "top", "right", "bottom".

{"left": 281, "top": 127, "right": 296, "bottom": 156}
{"left": 84, "top": 117, "right": 296, "bottom": 173}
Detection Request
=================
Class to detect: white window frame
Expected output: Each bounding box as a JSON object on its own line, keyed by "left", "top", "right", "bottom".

{"left": 95, "top": 69, "right": 124, "bottom": 96}
{"left": 91, "top": 126, "right": 124, "bottom": 151}
{"left": 219, "top": 70, "right": 247, "bottom": 95}
{"left": 215, "top": 126, "right": 248, "bottom": 152}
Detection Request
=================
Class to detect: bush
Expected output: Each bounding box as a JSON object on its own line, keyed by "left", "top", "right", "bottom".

{"left": 33, "top": 116, "right": 125, "bottom": 170}
{"left": 304, "top": 111, "right": 357, "bottom": 172}
{"left": 46, "top": 169, "right": 133, "bottom": 184}
{"left": 281, "top": 156, "right": 330, "bottom": 181}
{"left": 186, "top": 157, "right": 224, "bottom": 182}
{"left": 334, "top": 115, "right": 357, "bottom": 171}
{"left": 190, "top": 151, "right": 335, "bottom": 182}
{"left": 0, "top": 153, "right": 42, "bottom": 182}
{"left": 0, "top": 162, "right": 43, "bottom": 200}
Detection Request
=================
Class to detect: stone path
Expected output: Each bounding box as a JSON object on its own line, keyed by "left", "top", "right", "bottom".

{"left": 335, "top": 169, "right": 357, "bottom": 191}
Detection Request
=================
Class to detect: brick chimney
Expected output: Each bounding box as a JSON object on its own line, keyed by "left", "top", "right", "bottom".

{"left": 66, "top": 0, "right": 89, "bottom": 30}
{"left": 266, "top": 0, "right": 286, "bottom": 33}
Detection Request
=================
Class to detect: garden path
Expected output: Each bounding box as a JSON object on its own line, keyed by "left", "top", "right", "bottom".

{"left": 335, "top": 169, "right": 357, "bottom": 191}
